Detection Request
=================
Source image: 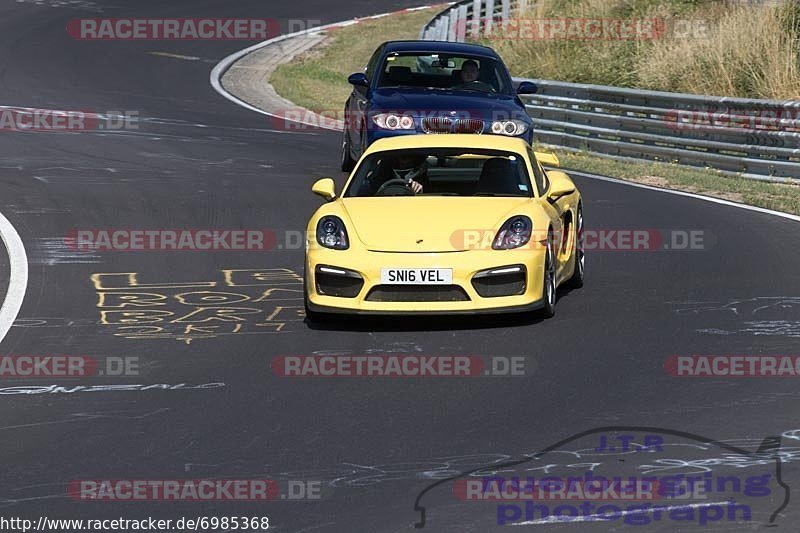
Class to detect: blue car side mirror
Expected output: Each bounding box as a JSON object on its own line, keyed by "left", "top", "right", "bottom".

{"left": 517, "top": 81, "right": 538, "bottom": 95}
{"left": 348, "top": 73, "right": 369, "bottom": 87}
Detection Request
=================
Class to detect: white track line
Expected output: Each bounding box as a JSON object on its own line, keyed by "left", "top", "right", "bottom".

{"left": 209, "top": 6, "right": 440, "bottom": 131}
{"left": 0, "top": 210, "right": 27, "bottom": 345}
{"left": 209, "top": 27, "right": 325, "bottom": 123}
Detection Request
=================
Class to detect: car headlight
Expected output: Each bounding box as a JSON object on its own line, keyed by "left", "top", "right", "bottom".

{"left": 372, "top": 113, "right": 415, "bottom": 130}
{"left": 493, "top": 216, "right": 532, "bottom": 250}
{"left": 490, "top": 119, "right": 528, "bottom": 136}
{"left": 316, "top": 216, "right": 349, "bottom": 250}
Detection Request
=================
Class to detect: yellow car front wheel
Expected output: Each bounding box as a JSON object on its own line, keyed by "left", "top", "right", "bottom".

{"left": 567, "top": 203, "right": 585, "bottom": 289}
{"left": 539, "top": 231, "right": 557, "bottom": 318}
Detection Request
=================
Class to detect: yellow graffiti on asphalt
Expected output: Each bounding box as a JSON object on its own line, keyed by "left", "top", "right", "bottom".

{"left": 91, "top": 268, "right": 303, "bottom": 344}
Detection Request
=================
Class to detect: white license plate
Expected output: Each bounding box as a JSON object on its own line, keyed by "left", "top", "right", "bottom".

{"left": 381, "top": 268, "right": 453, "bottom": 285}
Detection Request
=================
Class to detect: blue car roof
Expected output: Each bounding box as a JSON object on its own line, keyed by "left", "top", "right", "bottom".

{"left": 382, "top": 40, "right": 500, "bottom": 59}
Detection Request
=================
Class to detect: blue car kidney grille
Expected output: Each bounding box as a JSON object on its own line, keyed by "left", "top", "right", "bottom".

{"left": 422, "top": 117, "right": 452, "bottom": 133}
{"left": 454, "top": 118, "right": 483, "bottom": 134}
{"left": 422, "top": 117, "right": 483, "bottom": 134}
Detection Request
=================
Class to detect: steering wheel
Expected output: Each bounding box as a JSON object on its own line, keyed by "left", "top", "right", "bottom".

{"left": 460, "top": 80, "right": 495, "bottom": 93}
{"left": 376, "top": 178, "right": 415, "bottom": 196}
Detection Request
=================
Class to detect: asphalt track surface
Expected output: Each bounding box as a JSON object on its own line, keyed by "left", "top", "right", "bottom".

{"left": 1, "top": 0, "right": 800, "bottom": 531}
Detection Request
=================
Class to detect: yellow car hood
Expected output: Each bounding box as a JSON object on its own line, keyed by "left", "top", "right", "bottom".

{"left": 340, "top": 197, "right": 531, "bottom": 252}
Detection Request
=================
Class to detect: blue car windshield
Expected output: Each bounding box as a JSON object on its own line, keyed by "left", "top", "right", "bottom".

{"left": 344, "top": 148, "right": 533, "bottom": 198}
{"left": 376, "top": 53, "right": 512, "bottom": 94}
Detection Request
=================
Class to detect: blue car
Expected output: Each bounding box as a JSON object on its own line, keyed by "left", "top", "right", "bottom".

{"left": 341, "top": 40, "right": 537, "bottom": 171}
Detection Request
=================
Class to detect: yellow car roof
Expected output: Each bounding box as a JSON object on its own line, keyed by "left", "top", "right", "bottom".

{"left": 364, "top": 134, "right": 531, "bottom": 155}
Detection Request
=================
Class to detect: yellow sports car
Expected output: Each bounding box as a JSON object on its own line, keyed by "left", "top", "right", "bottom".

{"left": 304, "top": 134, "right": 583, "bottom": 319}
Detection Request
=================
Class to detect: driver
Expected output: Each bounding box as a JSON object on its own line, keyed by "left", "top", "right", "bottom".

{"left": 455, "top": 60, "right": 494, "bottom": 92}
{"left": 358, "top": 153, "right": 428, "bottom": 195}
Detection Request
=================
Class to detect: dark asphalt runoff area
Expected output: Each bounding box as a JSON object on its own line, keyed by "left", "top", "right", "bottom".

{"left": 0, "top": 0, "right": 798, "bottom": 531}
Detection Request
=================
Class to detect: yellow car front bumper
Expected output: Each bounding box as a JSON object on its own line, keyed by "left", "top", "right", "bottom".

{"left": 305, "top": 246, "right": 547, "bottom": 315}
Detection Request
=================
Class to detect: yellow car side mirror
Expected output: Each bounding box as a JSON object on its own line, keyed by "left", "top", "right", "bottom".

{"left": 546, "top": 171, "right": 576, "bottom": 199}
{"left": 534, "top": 151, "right": 560, "bottom": 168}
{"left": 312, "top": 178, "right": 337, "bottom": 201}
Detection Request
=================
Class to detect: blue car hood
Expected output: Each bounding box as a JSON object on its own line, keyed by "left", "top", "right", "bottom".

{"left": 370, "top": 88, "right": 529, "bottom": 121}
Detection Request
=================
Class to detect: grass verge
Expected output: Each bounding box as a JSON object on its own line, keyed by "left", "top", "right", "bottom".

{"left": 548, "top": 148, "right": 800, "bottom": 215}
{"left": 272, "top": 7, "right": 439, "bottom": 113}
{"left": 485, "top": 0, "right": 800, "bottom": 100}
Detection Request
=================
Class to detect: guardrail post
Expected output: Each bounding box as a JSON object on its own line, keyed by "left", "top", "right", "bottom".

{"left": 501, "top": 0, "right": 511, "bottom": 27}
{"left": 485, "top": 0, "right": 495, "bottom": 37}
{"left": 448, "top": 8, "right": 458, "bottom": 41}
{"left": 437, "top": 17, "right": 448, "bottom": 40}
{"left": 456, "top": 4, "right": 468, "bottom": 41}
{"left": 471, "top": 0, "right": 483, "bottom": 39}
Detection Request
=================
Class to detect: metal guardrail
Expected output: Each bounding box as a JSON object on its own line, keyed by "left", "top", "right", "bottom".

{"left": 421, "top": 0, "right": 800, "bottom": 182}
{"left": 420, "top": 0, "right": 525, "bottom": 41}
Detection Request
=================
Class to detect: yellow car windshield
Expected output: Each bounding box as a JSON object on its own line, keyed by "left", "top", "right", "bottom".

{"left": 345, "top": 148, "right": 532, "bottom": 198}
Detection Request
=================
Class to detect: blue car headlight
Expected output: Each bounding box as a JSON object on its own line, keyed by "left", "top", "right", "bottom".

{"left": 316, "top": 216, "right": 349, "bottom": 250}
{"left": 372, "top": 113, "right": 415, "bottom": 130}
{"left": 491, "top": 119, "right": 528, "bottom": 136}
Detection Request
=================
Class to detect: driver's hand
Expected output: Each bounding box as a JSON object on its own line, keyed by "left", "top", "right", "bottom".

{"left": 408, "top": 180, "right": 423, "bottom": 194}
